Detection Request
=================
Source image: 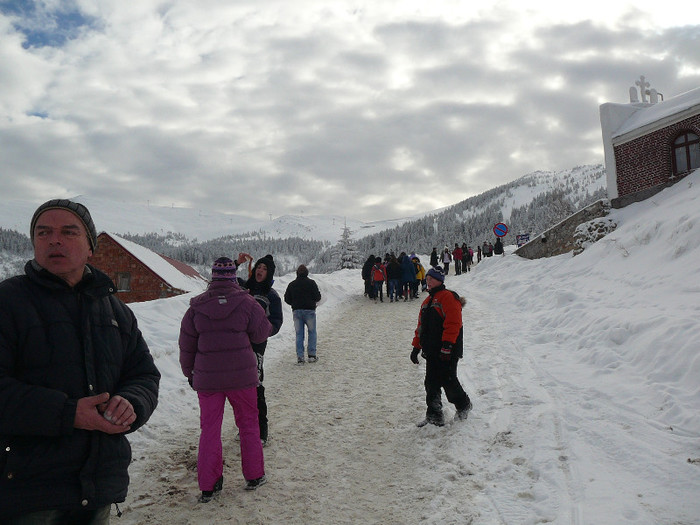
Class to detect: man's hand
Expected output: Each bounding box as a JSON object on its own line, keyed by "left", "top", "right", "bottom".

{"left": 440, "top": 343, "right": 453, "bottom": 362}
{"left": 410, "top": 347, "right": 421, "bottom": 364}
{"left": 75, "top": 393, "right": 134, "bottom": 434}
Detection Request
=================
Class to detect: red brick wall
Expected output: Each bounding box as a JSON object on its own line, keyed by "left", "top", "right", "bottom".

{"left": 90, "top": 234, "right": 184, "bottom": 303}
{"left": 614, "top": 114, "right": 700, "bottom": 198}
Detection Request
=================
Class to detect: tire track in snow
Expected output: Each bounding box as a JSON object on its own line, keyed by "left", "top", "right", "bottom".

{"left": 460, "top": 287, "right": 581, "bottom": 525}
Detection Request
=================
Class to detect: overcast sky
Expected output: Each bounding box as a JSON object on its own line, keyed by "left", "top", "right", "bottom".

{"left": 1, "top": 1, "right": 698, "bottom": 222}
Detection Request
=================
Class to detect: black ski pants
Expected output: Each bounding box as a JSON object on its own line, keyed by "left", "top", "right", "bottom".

{"left": 424, "top": 357, "right": 470, "bottom": 423}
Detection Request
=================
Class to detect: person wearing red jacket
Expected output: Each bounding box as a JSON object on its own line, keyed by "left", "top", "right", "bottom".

{"left": 452, "top": 243, "right": 463, "bottom": 275}
{"left": 410, "top": 266, "right": 472, "bottom": 427}
{"left": 370, "top": 257, "right": 387, "bottom": 303}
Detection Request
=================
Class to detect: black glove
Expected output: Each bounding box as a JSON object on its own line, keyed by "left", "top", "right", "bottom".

{"left": 440, "top": 342, "right": 453, "bottom": 362}
{"left": 188, "top": 376, "right": 194, "bottom": 389}
{"left": 410, "top": 347, "right": 421, "bottom": 364}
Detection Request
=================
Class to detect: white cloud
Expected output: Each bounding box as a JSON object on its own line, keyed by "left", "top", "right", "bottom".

{"left": 0, "top": 1, "right": 698, "bottom": 221}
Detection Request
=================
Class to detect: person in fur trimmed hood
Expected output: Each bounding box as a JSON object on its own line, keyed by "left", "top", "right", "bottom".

{"left": 238, "top": 254, "right": 283, "bottom": 446}
{"left": 410, "top": 266, "right": 472, "bottom": 427}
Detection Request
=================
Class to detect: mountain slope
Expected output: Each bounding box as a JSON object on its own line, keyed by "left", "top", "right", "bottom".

{"left": 0, "top": 164, "right": 607, "bottom": 278}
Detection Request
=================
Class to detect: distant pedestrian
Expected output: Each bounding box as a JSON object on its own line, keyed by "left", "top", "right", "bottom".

{"left": 399, "top": 252, "right": 415, "bottom": 301}
{"left": 371, "top": 256, "right": 387, "bottom": 303}
{"left": 284, "top": 265, "right": 322, "bottom": 364}
{"left": 412, "top": 255, "right": 427, "bottom": 294}
{"left": 453, "top": 243, "right": 463, "bottom": 275}
{"left": 477, "top": 245, "right": 482, "bottom": 262}
{"left": 430, "top": 247, "right": 439, "bottom": 268}
{"left": 410, "top": 266, "right": 472, "bottom": 427}
{"left": 179, "top": 257, "right": 271, "bottom": 499}
{"left": 494, "top": 237, "right": 504, "bottom": 256}
{"left": 461, "top": 243, "right": 469, "bottom": 272}
{"left": 362, "top": 254, "right": 376, "bottom": 299}
{"left": 442, "top": 246, "right": 452, "bottom": 275}
{"left": 386, "top": 255, "right": 402, "bottom": 302}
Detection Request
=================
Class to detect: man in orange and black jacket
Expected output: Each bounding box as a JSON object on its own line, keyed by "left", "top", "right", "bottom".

{"left": 411, "top": 266, "right": 472, "bottom": 427}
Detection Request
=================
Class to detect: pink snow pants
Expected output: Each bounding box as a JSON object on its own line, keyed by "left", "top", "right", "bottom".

{"left": 197, "top": 388, "right": 264, "bottom": 490}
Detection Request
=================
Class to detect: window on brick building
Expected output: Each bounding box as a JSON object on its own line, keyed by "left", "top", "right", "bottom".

{"left": 672, "top": 131, "right": 700, "bottom": 175}
{"left": 116, "top": 272, "right": 131, "bottom": 291}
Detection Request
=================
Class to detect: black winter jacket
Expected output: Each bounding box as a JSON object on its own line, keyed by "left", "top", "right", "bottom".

{"left": 241, "top": 278, "right": 283, "bottom": 356}
{"left": 284, "top": 276, "right": 321, "bottom": 311}
{"left": 0, "top": 261, "right": 160, "bottom": 519}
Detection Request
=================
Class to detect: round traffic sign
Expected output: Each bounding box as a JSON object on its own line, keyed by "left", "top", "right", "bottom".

{"left": 493, "top": 222, "right": 508, "bottom": 237}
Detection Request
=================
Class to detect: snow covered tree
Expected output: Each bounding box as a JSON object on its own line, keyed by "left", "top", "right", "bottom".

{"left": 334, "top": 222, "right": 361, "bottom": 270}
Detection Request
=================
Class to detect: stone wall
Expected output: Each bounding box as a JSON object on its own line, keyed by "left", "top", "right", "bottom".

{"left": 514, "top": 200, "right": 610, "bottom": 260}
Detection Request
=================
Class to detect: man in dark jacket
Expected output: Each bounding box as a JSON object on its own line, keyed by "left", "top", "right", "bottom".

{"left": 410, "top": 266, "right": 471, "bottom": 427}
{"left": 0, "top": 199, "right": 160, "bottom": 523}
{"left": 239, "top": 254, "right": 283, "bottom": 446}
{"left": 284, "top": 265, "right": 322, "bottom": 364}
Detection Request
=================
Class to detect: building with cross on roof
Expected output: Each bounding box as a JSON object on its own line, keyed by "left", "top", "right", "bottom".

{"left": 599, "top": 77, "right": 700, "bottom": 208}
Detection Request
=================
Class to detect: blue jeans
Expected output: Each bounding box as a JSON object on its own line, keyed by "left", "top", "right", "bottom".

{"left": 293, "top": 309, "right": 317, "bottom": 359}
{"left": 388, "top": 279, "right": 400, "bottom": 300}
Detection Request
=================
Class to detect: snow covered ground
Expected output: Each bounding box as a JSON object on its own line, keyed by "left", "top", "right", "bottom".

{"left": 121, "top": 171, "right": 700, "bottom": 524}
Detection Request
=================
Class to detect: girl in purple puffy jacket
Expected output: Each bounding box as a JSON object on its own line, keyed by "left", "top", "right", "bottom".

{"left": 179, "top": 257, "right": 272, "bottom": 500}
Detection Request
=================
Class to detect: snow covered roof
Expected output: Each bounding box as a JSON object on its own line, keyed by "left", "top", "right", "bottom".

{"left": 100, "top": 232, "right": 207, "bottom": 292}
{"left": 612, "top": 86, "right": 700, "bottom": 140}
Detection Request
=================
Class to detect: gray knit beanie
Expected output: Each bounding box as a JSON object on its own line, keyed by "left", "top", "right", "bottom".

{"left": 30, "top": 199, "right": 98, "bottom": 252}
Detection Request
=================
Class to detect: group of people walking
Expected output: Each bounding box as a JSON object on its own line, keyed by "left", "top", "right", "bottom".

{"left": 362, "top": 252, "right": 427, "bottom": 303}
{"left": 430, "top": 244, "right": 475, "bottom": 275}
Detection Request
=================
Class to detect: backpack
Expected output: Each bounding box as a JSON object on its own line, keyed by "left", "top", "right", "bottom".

{"left": 372, "top": 264, "right": 386, "bottom": 282}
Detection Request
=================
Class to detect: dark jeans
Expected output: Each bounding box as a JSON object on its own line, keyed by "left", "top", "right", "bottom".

{"left": 7, "top": 506, "right": 111, "bottom": 525}
{"left": 257, "top": 383, "right": 267, "bottom": 441}
{"left": 424, "top": 358, "right": 470, "bottom": 423}
{"left": 254, "top": 346, "right": 268, "bottom": 441}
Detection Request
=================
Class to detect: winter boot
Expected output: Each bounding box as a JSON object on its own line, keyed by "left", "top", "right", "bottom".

{"left": 416, "top": 417, "right": 445, "bottom": 428}
{"left": 456, "top": 400, "right": 473, "bottom": 421}
{"left": 199, "top": 476, "right": 223, "bottom": 503}
{"left": 245, "top": 475, "right": 268, "bottom": 491}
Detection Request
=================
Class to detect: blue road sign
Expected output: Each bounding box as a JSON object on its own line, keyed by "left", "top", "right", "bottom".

{"left": 494, "top": 222, "right": 508, "bottom": 237}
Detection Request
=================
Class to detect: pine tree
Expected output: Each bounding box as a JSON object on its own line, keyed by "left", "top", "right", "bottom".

{"left": 335, "top": 221, "right": 361, "bottom": 270}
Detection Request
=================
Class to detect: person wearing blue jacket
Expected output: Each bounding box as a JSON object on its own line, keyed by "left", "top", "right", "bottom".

{"left": 399, "top": 252, "right": 416, "bottom": 301}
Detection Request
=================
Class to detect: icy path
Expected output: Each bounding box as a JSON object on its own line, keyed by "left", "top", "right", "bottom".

{"left": 120, "top": 285, "right": 588, "bottom": 524}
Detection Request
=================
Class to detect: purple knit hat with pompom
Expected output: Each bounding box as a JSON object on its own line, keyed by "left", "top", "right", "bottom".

{"left": 211, "top": 257, "right": 237, "bottom": 280}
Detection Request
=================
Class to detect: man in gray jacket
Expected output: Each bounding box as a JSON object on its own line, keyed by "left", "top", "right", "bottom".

{"left": 0, "top": 199, "right": 160, "bottom": 523}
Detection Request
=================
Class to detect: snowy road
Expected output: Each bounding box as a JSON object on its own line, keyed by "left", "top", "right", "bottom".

{"left": 120, "top": 287, "right": 566, "bottom": 524}
{"left": 122, "top": 293, "right": 482, "bottom": 524}
{"left": 120, "top": 268, "right": 700, "bottom": 524}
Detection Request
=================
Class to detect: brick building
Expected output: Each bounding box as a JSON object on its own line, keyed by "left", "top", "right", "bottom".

{"left": 90, "top": 232, "right": 206, "bottom": 303}
{"left": 600, "top": 78, "right": 700, "bottom": 208}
